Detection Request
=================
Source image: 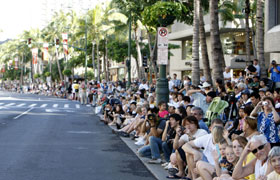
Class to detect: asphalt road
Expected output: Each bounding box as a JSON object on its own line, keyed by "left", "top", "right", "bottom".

{"left": 0, "top": 91, "right": 156, "bottom": 180}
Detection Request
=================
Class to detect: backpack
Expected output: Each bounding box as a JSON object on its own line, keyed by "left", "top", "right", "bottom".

{"left": 205, "top": 97, "right": 229, "bottom": 126}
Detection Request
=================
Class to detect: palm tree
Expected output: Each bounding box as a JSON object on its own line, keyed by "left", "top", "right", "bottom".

{"left": 245, "top": 0, "right": 251, "bottom": 62}
{"left": 199, "top": 4, "right": 212, "bottom": 85}
{"left": 210, "top": 0, "right": 225, "bottom": 84}
{"left": 256, "top": 0, "right": 265, "bottom": 78}
{"left": 192, "top": 0, "right": 200, "bottom": 86}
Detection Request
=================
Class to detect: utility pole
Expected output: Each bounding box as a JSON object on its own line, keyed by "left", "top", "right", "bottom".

{"left": 85, "top": 16, "right": 88, "bottom": 85}
{"left": 92, "top": 41, "right": 96, "bottom": 80}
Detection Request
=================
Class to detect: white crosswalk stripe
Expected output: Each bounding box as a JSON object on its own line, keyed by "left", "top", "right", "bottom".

{"left": 76, "top": 104, "right": 80, "bottom": 109}
{"left": 53, "top": 104, "right": 58, "bottom": 108}
{"left": 17, "top": 103, "right": 26, "bottom": 107}
{"left": 0, "top": 103, "right": 4, "bottom": 106}
{"left": 28, "top": 104, "right": 37, "bottom": 107}
{"left": 5, "top": 103, "right": 15, "bottom": 106}
{"left": 40, "top": 104, "right": 47, "bottom": 108}
{"left": 64, "top": 104, "right": 69, "bottom": 108}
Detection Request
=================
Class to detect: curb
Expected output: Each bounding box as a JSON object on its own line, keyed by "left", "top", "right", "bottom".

{"left": 94, "top": 112, "right": 169, "bottom": 180}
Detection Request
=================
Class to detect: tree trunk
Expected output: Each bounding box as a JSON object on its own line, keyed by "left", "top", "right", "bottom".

{"left": 245, "top": 0, "right": 251, "bottom": 62}
{"left": 92, "top": 43, "right": 96, "bottom": 80}
{"left": 192, "top": 0, "right": 200, "bottom": 86}
{"left": 210, "top": 0, "right": 225, "bottom": 84}
{"left": 20, "top": 54, "right": 24, "bottom": 87}
{"left": 252, "top": 31, "right": 258, "bottom": 59}
{"left": 135, "top": 37, "right": 141, "bottom": 79}
{"left": 106, "top": 38, "right": 110, "bottom": 82}
{"left": 97, "top": 42, "right": 100, "bottom": 82}
{"left": 103, "top": 40, "right": 107, "bottom": 81}
{"left": 199, "top": 4, "right": 212, "bottom": 85}
{"left": 54, "top": 38, "right": 63, "bottom": 82}
{"left": 256, "top": 0, "right": 266, "bottom": 78}
{"left": 147, "top": 31, "right": 157, "bottom": 82}
{"left": 55, "top": 48, "right": 63, "bottom": 83}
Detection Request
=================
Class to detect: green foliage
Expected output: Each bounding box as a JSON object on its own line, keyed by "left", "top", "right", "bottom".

{"left": 44, "top": 71, "right": 51, "bottom": 77}
{"left": 63, "top": 69, "right": 72, "bottom": 76}
{"left": 34, "top": 74, "right": 40, "bottom": 79}
{"left": 87, "top": 71, "right": 94, "bottom": 80}
{"left": 142, "top": 1, "right": 192, "bottom": 27}
{"left": 107, "top": 39, "right": 137, "bottom": 63}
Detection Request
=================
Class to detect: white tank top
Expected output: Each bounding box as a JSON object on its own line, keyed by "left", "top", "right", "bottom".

{"left": 255, "top": 159, "right": 268, "bottom": 179}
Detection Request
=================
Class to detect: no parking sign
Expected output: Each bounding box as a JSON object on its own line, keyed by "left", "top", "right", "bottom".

{"left": 157, "top": 27, "right": 168, "bottom": 65}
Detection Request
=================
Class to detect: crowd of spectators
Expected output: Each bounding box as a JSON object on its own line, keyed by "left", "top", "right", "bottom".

{"left": 94, "top": 59, "right": 280, "bottom": 180}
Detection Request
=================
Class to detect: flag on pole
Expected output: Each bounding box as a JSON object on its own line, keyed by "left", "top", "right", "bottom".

{"left": 32, "top": 48, "right": 38, "bottom": 64}
{"left": 43, "top": 43, "right": 49, "bottom": 61}
{"left": 62, "top": 33, "right": 68, "bottom": 55}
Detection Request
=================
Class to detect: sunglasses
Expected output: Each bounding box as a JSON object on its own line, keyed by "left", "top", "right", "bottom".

{"left": 251, "top": 144, "right": 266, "bottom": 154}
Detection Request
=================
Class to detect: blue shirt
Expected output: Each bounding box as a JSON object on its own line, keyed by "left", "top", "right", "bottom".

{"left": 257, "top": 112, "right": 280, "bottom": 143}
{"left": 270, "top": 66, "right": 280, "bottom": 82}
{"left": 199, "top": 119, "right": 210, "bottom": 133}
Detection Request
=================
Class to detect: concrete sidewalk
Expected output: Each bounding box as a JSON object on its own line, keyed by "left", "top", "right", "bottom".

{"left": 96, "top": 113, "right": 169, "bottom": 180}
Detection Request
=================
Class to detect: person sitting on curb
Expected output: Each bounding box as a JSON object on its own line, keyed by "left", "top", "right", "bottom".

{"left": 267, "top": 146, "right": 280, "bottom": 180}
{"left": 137, "top": 108, "right": 166, "bottom": 164}
{"left": 232, "top": 134, "right": 273, "bottom": 180}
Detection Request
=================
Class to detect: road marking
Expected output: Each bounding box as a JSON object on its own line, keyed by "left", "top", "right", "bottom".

{"left": 67, "top": 131, "right": 95, "bottom": 134}
{"left": 13, "top": 108, "right": 33, "bottom": 119}
{"left": 53, "top": 104, "right": 58, "bottom": 108}
{"left": 0, "top": 103, "right": 4, "bottom": 106}
{"left": 64, "top": 104, "right": 69, "bottom": 108}
{"left": 5, "top": 103, "right": 15, "bottom": 106}
{"left": 17, "top": 103, "right": 26, "bottom": 107}
{"left": 76, "top": 104, "right": 80, "bottom": 109}
{"left": 28, "top": 104, "right": 37, "bottom": 107}
{"left": 40, "top": 104, "right": 47, "bottom": 108}
{"left": 45, "top": 109, "right": 59, "bottom": 112}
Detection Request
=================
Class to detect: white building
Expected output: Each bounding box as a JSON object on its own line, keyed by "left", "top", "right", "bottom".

{"left": 168, "top": 14, "right": 255, "bottom": 79}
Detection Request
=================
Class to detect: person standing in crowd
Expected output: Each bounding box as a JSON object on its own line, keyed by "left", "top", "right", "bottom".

{"left": 172, "top": 73, "right": 181, "bottom": 88}
{"left": 268, "top": 60, "right": 280, "bottom": 89}
{"left": 223, "top": 67, "right": 232, "bottom": 82}
{"left": 139, "top": 79, "right": 149, "bottom": 91}
{"left": 251, "top": 96, "right": 280, "bottom": 143}
{"left": 253, "top": 59, "right": 261, "bottom": 76}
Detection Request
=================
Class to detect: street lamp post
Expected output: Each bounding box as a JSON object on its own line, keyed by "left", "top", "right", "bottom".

{"left": 156, "top": 0, "right": 169, "bottom": 105}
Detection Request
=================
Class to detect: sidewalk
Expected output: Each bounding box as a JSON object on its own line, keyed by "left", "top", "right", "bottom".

{"left": 95, "top": 113, "right": 169, "bottom": 180}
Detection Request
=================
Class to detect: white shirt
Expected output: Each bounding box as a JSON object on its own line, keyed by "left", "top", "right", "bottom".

{"left": 254, "top": 64, "right": 261, "bottom": 76}
{"left": 169, "top": 80, "right": 174, "bottom": 91}
{"left": 193, "top": 134, "right": 216, "bottom": 166}
{"left": 139, "top": 83, "right": 149, "bottom": 90}
{"left": 223, "top": 71, "right": 232, "bottom": 80}
{"left": 191, "top": 93, "right": 209, "bottom": 114}
{"left": 255, "top": 159, "right": 268, "bottom": 179}
{"left": 180, "top": 129, "right": 208, "bottom": 143}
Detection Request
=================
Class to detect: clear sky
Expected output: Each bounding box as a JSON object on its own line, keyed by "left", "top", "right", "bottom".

{"left": 0, "top": 0, "right": 40, "bottom": 41}
{"left": 0, "top": 0, "right": 109, "bottom": 41}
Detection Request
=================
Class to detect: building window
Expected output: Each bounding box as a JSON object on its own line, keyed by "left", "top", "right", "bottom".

{"left": 221, "top": 32, "right": 253, "bottom": 55}
{"left": 182, "top": 40, "right": 192, "bottom": 60}
{"left": 276, "top": 0, "right": 280, "bottom": 25}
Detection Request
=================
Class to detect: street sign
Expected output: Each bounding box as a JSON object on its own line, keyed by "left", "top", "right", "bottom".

{"left": 157, "top": 27, "right": 168, "bottom": 65}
